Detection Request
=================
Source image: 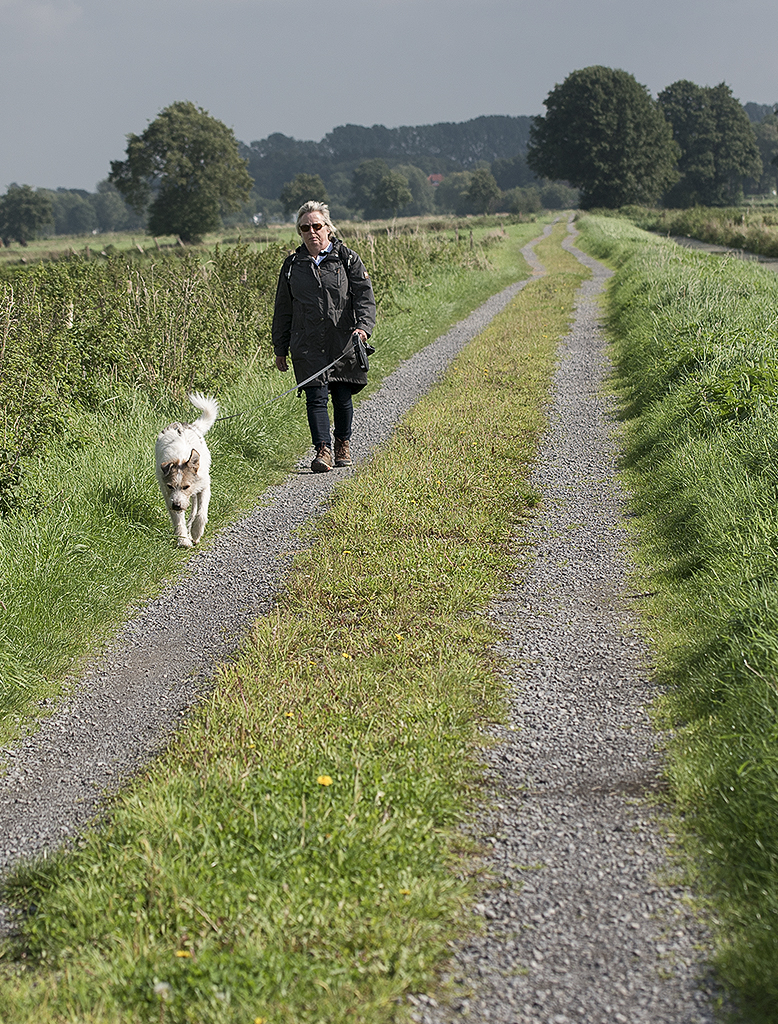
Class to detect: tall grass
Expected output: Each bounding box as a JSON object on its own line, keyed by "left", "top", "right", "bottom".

{"left": 579, "top": 213, "right": 778, "bottom": 1021}
{"left": 0, "top": 222, "right": 583, "bottom": 1023}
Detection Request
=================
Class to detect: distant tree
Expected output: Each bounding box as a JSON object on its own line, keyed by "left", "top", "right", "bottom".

{"left": 0, "top": 183, "right": 53, "bottom": 246}
{"left": 659, "top": 80, "right": 762, "bottom": 205}
{"left": 753, "top": 112, "right": 778, "bottom": 194}
{"left": 434, "top": 172, "right": 472, "bottom": 214}
{"left": 540, "top": 182, "right": 579, "bottom": 209}
{"left": 48, "top": 189, "right": 98, "bottom": 235}
{"left": 491, "top": 153, "right": 537, "bottom": 190}
{"left": 392, "top": 164, "right": 435, "bottom": 216}
{"left": 498, "top": 186, "right": 542, "bottom": 215}
{"left": 466, "top": 167, "right": 501, "bottom": 213}
{"left": 279, "top": 173, "right": 328, "bottom": 215}
{"left": 744, "top": 102, "right": 777, "bottom": 125}
{"left": 372, "top": 171, "right": 413, "bottom": 216}
{"left": 349, "top": 159, "right": 390, "bottom": 216}
{"left": 92, "top": 179, "right": 145, "bottom": 232}
{"left": 527, "top": 66, "right": 679, "bottom": 209}
{"left": 109, "top": 101, "right": 252, "bottom": 242}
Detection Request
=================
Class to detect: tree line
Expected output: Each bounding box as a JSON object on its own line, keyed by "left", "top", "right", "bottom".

{"left": 2, "top": 76, "right": 777, "bottom": 246}
{"left": 528, "top": 67, "right": 777, "bottom": 209}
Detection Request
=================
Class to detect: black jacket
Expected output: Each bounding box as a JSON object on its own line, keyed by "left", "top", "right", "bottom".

{"left": 271, "top": 239, "right": 377, "bottom": 391}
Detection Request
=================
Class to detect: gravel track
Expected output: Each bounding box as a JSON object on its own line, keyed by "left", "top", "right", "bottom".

{"left": 422, "top": 224, "right": 719, "bottom": 1024}
{"left": 0, "top": 225, "right": 551, "bottom": 928}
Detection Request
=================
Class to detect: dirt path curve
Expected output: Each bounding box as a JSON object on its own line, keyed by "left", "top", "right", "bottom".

{"left": 0, "top": 224, "right": 553, "bottom": 930}
{"left": 423, "top": 222, "right": 720, "bottom": 1024}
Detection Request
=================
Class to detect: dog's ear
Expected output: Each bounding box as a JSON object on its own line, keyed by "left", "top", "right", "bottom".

{"left": 187, "top": 449, "right": 200, "bottom": 471}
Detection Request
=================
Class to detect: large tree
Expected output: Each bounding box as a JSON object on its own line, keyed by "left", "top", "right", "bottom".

{"left": 109, "top": 101, "right": 252, "bottom": 242}
{"left": 0, "top": 183, "right": 53, "bottom": 246}
{"left": 527, "top": 66, "right": 679, "bottom": 209}
{"left": 659, "top": 80, "right": 762, "bottom": 206}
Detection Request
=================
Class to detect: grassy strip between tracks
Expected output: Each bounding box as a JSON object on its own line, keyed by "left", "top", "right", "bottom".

{"left": 0, "top": 220, "right": 545, "bottom": 743}
{"left": 0, "top": 221, "right": 584, "bottom": 1022}
{"left": 578, "top": 214, "right": 778, "bottom": 1023}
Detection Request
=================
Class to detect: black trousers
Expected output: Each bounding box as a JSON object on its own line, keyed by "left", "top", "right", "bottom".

{"left": 304, "top": 382, "right": 353, "bottom": 448}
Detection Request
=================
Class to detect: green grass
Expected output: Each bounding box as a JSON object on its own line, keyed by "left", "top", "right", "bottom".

{"left": 0, "top": 220, "right": 584, "bottom": 1023}
{"left": 578, "top": 213, "right": 778, "bottom": 1022}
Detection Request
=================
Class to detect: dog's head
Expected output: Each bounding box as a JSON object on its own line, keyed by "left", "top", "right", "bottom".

{"left": 159, "top": 449, "right": 200, "bottom": 511}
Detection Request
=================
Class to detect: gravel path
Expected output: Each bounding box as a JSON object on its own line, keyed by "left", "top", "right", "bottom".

{"left": 421, "top": 224, "right": 719, "bottom": 1024}
{"left": 0, "top": 225, "right": 551, "bottom": 929}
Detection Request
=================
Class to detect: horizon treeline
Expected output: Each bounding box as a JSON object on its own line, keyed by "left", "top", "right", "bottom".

{"left": 4, "top": 99, "right": 778, "bottom": 242}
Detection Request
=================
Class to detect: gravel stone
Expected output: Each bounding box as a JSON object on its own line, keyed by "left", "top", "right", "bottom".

{"left": 422, "top": 223, "right": 721, "bottom": 1022}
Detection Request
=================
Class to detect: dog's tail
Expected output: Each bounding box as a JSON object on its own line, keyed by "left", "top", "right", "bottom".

{"left": 188, "top": 393, "right": 219, "bottom": 435}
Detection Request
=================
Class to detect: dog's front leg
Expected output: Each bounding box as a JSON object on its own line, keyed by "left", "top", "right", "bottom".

{"left": 168, "top": 507, "right": 193, "bottom": 547}
{"left": 189, "top": 484, "right": 210, "bottom": 544}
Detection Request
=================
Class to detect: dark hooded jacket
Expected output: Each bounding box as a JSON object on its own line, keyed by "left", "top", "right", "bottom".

{"left": 271, "top": 238, "right": 377, "bottom": 392}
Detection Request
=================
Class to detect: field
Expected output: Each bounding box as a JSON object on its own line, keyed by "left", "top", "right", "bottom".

{"left": 4, "top": 213, "right": 778, "bottom": 1020}
{"left": 0, "top": 214, "right": 522, "bottom": 277}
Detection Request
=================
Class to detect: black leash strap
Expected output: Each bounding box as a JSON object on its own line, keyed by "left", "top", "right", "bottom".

{"left": 216, "top": 334, "right": 367, "bottom": 423}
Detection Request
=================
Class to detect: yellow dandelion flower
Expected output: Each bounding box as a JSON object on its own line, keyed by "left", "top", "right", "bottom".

{"left": 317, "top": 775, "right": 333, "bottom": 786}
{"left": 400, "top": 888, "right": 411, "bottom": 895}
{"left": 285, "top": 712, "right": 295, "bottom": 718}
{"left": 175, "top": 950, "right": 192, "bottom": 958}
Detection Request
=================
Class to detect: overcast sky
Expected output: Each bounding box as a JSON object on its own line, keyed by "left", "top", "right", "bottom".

{"left": 2, "top": 0, "right": 776, "bottom": 192}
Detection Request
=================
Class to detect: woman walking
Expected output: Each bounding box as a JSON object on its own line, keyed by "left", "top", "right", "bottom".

{"left": 272, "top": 201, "right": 376, "bottom": 472}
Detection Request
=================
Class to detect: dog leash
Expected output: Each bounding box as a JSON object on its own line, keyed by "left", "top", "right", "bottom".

{"left": 215, "top": 334, "right": 370, "bottom": 423}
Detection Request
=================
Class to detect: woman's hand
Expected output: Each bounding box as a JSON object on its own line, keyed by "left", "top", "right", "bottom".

{"left": 353, "top": 329, "right": 368, "bottom": 343}
{"left": 275, "top": 354, "right": 289, "bottom": 372}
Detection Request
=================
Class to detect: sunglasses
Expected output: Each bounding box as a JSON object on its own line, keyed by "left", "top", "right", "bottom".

{"left": 300, "top": 222, "right": 325, "bottom": 233}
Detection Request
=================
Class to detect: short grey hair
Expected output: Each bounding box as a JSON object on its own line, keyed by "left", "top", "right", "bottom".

{"left": 295, "top": 200, "right": 336, "bottom": 239}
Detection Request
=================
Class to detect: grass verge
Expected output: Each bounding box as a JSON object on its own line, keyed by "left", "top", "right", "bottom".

{"left": 578, "top": 213, "right": 778, "bottom": 1022}
{"left": 0, "top": 221, "right": 545, "bottom": 742}
{"left": 0, "top": 221, "right": 585, "bottom": 1022}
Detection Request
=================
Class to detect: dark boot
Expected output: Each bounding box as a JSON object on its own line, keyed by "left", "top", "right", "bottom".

{"left": 311, "top": 445, "right": 333, "bottom": 473}
{"left": 334, "top": 438, "right": 352, "bottom": 467}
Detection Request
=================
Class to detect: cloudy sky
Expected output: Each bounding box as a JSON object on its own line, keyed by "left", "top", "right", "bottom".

{"left": 2, "top": 0, "right": 776, "bottom": 191}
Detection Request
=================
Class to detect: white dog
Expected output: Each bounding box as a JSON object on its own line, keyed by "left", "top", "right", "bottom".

{"left": 155, "top": 393, "right": 219, "bottom": 547}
